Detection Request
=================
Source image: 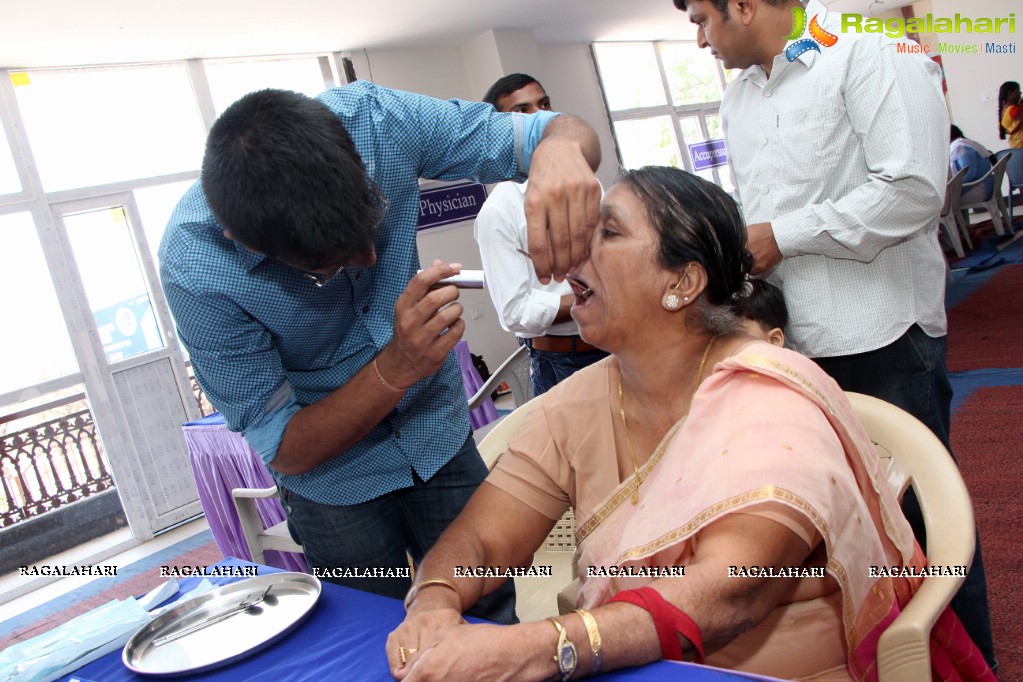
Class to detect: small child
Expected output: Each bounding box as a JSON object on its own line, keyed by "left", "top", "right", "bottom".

{"left": 732, "top": 277, "right": 787, "bottom": 347}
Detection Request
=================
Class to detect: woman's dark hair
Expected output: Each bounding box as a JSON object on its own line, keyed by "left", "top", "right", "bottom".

{"left": 731, "top": 277, "right": 788, "bottom": 332}
{"left": 950, "top": 124, "right": 964, "bottom": 142}
{"left": 201, "top": 88, "right": 383, "bottom": 269}
{"left": 617, "top": 166, "right": 753, "bottom": 334}
{"left": 998, "top": 81, "right": 1019, "bottom": 141}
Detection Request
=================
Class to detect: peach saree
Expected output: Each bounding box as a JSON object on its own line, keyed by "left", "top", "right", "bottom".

{"left": 571, "top": 344, "right": 992, "bottom": 681}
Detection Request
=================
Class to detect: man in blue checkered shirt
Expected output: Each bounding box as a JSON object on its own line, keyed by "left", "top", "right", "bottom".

{"left": 160, "top": 82, "right": 600, "bottom": 623}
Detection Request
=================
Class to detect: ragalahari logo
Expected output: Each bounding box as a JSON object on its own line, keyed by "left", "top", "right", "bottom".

{"left": 785, "top": 5, "right": 839, "bottom": 61}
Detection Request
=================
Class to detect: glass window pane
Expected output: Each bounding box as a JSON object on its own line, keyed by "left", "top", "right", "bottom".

{"left": 678, "top": 116, "right": 704, "bottom": 148}
{"left": 661, "top": 43, "right": 723, "bottom": 106}
{"left": 0, "top": 124, "right": 21, "bottom": 195}
{"left": 205, "top": 57, "right": 327, "bottom": 115}
{"left": 13, "top": 65, "right": 206, "bottom": 191}
{"left": 135, "top": 180, "right": 196, "bottom": 268}
{"left": 0, "top": 213, "right": 78, "bottom": 394}
{"left": 593, "top": 43, "right": 668, "bottom": 110}
{"left": 63, "top": 207, "right": 165, "bottom": 363}
{"left": 614, "top": 117, "right": 680, "bottom": 170}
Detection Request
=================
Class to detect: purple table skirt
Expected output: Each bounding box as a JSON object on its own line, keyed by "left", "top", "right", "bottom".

{"left": 455, "top": 339, "right": 499, "bottom": 429}
{"left": 183, "top": 414, "right": 308, "bottom": 573}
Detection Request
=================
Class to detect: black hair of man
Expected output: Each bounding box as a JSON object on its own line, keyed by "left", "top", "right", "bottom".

{"left": 201, "top": 88, "right": 384, "bottom": 269}
{"left": 483, "top": 74, "right": 545, "bottom": 107}
{"left": 731, "top": 277, "right": 788, "bottom": 332}
{"left": 672, "top": 0, "right": 792, "bottom": 15}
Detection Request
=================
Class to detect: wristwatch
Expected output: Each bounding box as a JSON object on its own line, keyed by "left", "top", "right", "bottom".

{"left": 547, "top": 617, "right": 578, "bottom": 681}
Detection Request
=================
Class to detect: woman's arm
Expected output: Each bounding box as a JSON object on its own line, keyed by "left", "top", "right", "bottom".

{"left": 389, "top": 512, "right": 816, "bottom": 681}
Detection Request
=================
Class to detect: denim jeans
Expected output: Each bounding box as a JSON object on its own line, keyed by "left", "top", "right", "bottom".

{"left": 815, "top": 324, "right": 996, "bottom": 667}
{"left": 278, "top": 433, "right": 517, "bottom": 624}
{"left": 520, "top": 338, "right": 609, "bottom": 396}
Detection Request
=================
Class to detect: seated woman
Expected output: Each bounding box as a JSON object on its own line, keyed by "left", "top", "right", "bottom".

{"left": 950, "top": 124, "right": 995, "bottom": 204}
{"left": 387, "top": 167, "right": 993, "bottom": 682}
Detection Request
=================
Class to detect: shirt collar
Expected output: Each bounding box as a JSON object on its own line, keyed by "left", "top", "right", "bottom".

{"left": 232, "top": 237, "right": 268, "bottom": 272}
{"left": 735, "top": 0, "right": 824, "bottom": 85}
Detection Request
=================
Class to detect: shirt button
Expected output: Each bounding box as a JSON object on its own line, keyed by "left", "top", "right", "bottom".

{"left": 764, "top": 90, "right": 772, "bottom": 98}
{"left": 394, "top": 431, "right": 401, "bottom": 439}
{"left": 761, "top": 186, "right": 770, "bottom": 195}
{"left": 760, "top": 137, "right": 769, "bottom": 147}
{"left": 362, "top": 305, "right": 370, "bottom": 314}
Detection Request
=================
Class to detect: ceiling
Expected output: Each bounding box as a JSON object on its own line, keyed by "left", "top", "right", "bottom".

{"left": 0, "top": 0, "right": 911, "bottom": 69}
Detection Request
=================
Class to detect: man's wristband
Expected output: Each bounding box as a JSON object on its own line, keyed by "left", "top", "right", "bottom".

{"left": 372, "top": 357, "right": 409, "bottom": 393}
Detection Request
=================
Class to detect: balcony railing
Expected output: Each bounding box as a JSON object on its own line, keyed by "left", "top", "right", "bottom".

{"left": 0, "top": 394, "right": 110, "bottom": 528}
{"left": 0, "top": 375, "right": 214, "bottom": 529}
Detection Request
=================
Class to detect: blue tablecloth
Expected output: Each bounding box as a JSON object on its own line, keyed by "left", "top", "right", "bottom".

{"left": 60, "top": 559, "right": 780, "bottom": 682}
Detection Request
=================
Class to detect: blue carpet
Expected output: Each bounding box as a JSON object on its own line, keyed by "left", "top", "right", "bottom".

{"left": 0, "top": 529, "right": 215, "bottom": 641}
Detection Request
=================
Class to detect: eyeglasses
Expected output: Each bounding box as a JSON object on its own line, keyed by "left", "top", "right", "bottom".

{"left": 300, "top": 263, "right": 347, "bottom": 288}
{"left": 277, "top": 195, "right": 389, "bottom": 288}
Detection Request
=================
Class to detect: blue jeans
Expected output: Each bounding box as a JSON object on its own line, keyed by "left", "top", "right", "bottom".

{"left": 815, "top": 324, "right": 995, "bottom": 667}
{"left": 520, "top": 338, "right": 608, "bottom": 395}
{"left": 278, "top": 434, "right": 517, "bottom": 624}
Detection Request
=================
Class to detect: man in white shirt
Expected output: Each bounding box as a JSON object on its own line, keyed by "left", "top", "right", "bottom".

{"left": 476, "top": 74, "right": 608, "bottom": 395}
{"left": 675, "top": 0, "right": 995, "bottom": 667}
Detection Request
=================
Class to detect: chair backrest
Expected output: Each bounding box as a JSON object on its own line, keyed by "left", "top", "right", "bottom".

{"left": 996, "top": 148, "right": 1023, "bottom": 185}
{"left": 844, "top": 392, "right": 976, "bottom": 682}
{"left": 942, "top": 167, "right": 968, "bottom": 216}
{"left": 987, "top": 152, "right": 1011, "bottom": 199}
{"left": 476, "top": 393, "right": 544, "bottom": 470}
{"left": 468, "top": 345, "right": 532, "bottom": 412}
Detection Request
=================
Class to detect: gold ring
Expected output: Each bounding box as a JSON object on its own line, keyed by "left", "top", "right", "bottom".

{"left": 399, "top": 646, "right": 419, "bottom": 664}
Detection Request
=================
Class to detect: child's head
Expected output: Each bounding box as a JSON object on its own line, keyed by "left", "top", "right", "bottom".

{"left": 732, "top": 277, "right": 787, "bottom": 347}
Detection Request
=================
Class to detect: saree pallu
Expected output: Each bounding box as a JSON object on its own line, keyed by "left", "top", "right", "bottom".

{"left": 573, "top": 344, "right": 992, "bottom": 681}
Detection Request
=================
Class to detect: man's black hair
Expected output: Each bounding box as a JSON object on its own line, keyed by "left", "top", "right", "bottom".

{"left": 673, "top": 0, "right": 793, "bottom": 14}
{"left": 731, "top": 277, "right": 788, "bottom": 331}
{"left": 482, "top": 74, "right": 545, "bottom": 107}
{"left": 201, "top": 88, "right": 383, "bottom": 269}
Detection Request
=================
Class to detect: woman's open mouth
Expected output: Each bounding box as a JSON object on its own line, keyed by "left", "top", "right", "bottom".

{"left": 566, "top": 273, "right": 594, "bottom": 305}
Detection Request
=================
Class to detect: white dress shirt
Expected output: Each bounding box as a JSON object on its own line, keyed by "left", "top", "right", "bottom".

{"left": 721, "top": 0, "right": 949, "bottom": 358}
{"left": 474, "top": 180, "right": 579, "bottom": 338}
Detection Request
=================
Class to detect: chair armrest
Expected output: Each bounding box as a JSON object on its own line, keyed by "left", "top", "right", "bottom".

{"left": 230, "top": 486, "right": 279, "bottom": 500}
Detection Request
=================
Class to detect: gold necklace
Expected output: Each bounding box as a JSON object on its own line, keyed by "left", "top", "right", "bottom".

{"left": 618, "top": 335, "right": 718, "bottom": 505}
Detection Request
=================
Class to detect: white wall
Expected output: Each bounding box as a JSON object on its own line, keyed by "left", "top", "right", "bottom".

{"left": 356, "top": 33, "right": 620, "bottom": 371}
{"left": 912, "top": 0, "right": 1022, "bottom": 153}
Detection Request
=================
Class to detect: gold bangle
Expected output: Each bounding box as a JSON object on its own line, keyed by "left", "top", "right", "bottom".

{"left": 575, "top": 608, "right": 603, "bottom": 675}
{"left": 403, "top": 578, "right": 460, "bottom": 610}
{"left": 372, "top": 357, "right": 408, "bottom": 393}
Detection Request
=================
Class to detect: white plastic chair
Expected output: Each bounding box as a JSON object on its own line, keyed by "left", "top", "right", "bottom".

{"left": 845, "top": 392, "right": 976, "bottom": 682}
{"left": 468, "top": 345, "right": 531, "bottom": 412}
{"left": 959, "top": 153, "right": 1013, "bottom": 238}
{"left": 477, "top": 395, "right": 577, "bottom": 620}
{"left": 469, "top": 345, "right": 533, "bottom": 444}
{"left": 939, "top": 167, "right": 968, "bottom": 258}
{"left": 231, "top": 486, "right": 305, "bottom": 565}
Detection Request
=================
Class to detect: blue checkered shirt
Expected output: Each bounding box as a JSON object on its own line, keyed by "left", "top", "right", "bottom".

{"left": 160, "top": 81, "right": 556, "bottom": 505}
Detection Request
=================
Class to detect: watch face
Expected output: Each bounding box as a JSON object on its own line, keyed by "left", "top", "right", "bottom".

{"left": 559, "top": 641, "right": 577, "bottom": 674}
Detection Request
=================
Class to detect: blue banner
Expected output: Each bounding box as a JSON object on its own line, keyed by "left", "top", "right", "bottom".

{"left": 417, "top": 182, "right": 489, "bottom": 231}
{"left": 688, "top": 139, "right": 728, "bottom": 172}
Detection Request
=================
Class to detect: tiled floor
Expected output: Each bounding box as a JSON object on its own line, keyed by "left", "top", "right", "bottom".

{"left": 0, "top": 517, "right": 211, "bottom": 628}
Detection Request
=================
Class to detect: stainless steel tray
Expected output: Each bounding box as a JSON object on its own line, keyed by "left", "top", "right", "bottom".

{"left": 123, "top": 572, "right": 321, "bottom": 677}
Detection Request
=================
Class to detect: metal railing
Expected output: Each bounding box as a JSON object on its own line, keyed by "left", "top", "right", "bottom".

{"left": 0, "top": 376, "right": 214, "bottom": 529}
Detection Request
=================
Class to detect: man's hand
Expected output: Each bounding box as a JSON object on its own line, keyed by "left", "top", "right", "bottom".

{"left": 386, "top": 603, "right": 465, "bottom": 679}
{"left": 523, "top": 115, "right": 601, "bottom": 283}
{"left": 747, "top": 222, "right": 783, "bottom": 274}
{"left": 377, "top": 260, "right": 465, "bottom": 389}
